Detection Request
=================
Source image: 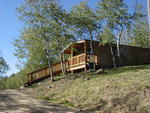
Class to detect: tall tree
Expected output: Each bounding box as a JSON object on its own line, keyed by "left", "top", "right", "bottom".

{"left": 129, "top": 4, "right": 150, "bottom": 48}
{"left": 97, "top": 0, "right": 133, "bottom": 66}
{"left": 15, "top": 0, "right": 73, "bottom": 79}
{"left": 70, "top": 1, "right": 89, "bottom": 40}
{"left": 0, "top": 54, "right": 9, "bottom": 76}
{"left": 13, "top": 28, "right": 50, "bottom": 73}
{"left": 97, "top": 26, "right": 116, "bottom": 68}
{"left": 16, "top": 0, "right": 62, "bottom": 81}
{"left": 70, "top": 1, "right": 98, "bottom": 71}
{"left": 51, "top": 14, "right": 73, "bottom": 76}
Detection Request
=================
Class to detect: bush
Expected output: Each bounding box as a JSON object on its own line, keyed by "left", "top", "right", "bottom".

{"left": 0, "top": 71, "right": 27, "bottom": 90}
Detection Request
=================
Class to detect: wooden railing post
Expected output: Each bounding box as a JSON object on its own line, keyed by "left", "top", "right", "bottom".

{"left": 27, "top": 74, "right": 30, "bottom": 84}
{"left": 84, "top": 41, "right": 87, "bottom": 71}
{"left": 77, "top": 55, "right": 79, "bottom": 65}
{"left": 71, "top": 46, "right": 73, "bottom": 74}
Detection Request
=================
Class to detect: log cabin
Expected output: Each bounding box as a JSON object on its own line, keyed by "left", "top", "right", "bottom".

{"left": 26, "top": 40, "right": 150, "bottom": 86}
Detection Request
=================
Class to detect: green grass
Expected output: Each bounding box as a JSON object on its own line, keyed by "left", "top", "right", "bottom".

{"left": 22, "top": 65, "right": 150, "bottom": 112}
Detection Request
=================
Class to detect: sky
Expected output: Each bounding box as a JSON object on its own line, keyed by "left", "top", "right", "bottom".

{"left": 0, "top": 0, "right": 148, "bottom": 76}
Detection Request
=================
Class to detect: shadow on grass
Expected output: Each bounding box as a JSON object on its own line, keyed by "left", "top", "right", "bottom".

{"left": 104, "top": 64, "right": 150, "bottom": 76}
{"left": 78, "top": 64, "right": 150, "bottom": 80}
{"left": 54, "top": 71, "right": 90, "bottom": 82}
{"left": 53, "top": 65, "right": 150, "bottom": 83}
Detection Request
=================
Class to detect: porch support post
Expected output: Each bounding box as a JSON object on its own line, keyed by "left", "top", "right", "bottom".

{"left": 27, "top": 74, "right": 30, "bottom": 85}
{"left": 84, "top": 41, "right": 87, "bottom": 71}
{"left": 71, "top": 46, "right": 73, "bottom": 74}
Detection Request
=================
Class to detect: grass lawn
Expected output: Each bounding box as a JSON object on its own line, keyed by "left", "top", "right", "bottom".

{"left": 23, "top": 65, "right": 150, "bottom": 113}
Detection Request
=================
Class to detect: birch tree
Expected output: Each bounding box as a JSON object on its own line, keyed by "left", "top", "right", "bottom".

{"left": 16, "top": 0, "right": 63, "bottom": 81}
{"left": 97, "top": 26, "right": 116, "bottom": 68}
{"left": 97, "top": 0, "right": 133, "bottom": 66}
{"left": 71, "top": 1, "right": 98, "bottom": 71}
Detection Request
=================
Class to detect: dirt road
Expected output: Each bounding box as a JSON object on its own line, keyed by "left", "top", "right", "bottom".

{"left": 0, "top": 90, "right": 78, "bottom": 113}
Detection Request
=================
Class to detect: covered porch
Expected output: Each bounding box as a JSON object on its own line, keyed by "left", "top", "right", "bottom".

{"left": 63, "top": 40, "right": 98, "bottom": 73}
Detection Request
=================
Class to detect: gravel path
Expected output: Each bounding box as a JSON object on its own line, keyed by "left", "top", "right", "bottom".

{"left": 0, "top": 90, "right": 78, "bottom": 113}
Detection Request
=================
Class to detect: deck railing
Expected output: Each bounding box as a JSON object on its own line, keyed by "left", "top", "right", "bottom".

{"left": 68, "top": 53, "right": 86, "bottom": 67}
{"left": 67, "top": 53, "right": 97, "bottom": 71}
{"left": 26, "top": 53, "right": 97, "bottom": 85}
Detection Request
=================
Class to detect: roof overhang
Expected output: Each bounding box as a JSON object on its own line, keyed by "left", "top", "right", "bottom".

{"left": 62, "top": 40, "right": 86, "bottom": 54}
{"left": 61, "top": 39, "right": 101, "bottom": 54}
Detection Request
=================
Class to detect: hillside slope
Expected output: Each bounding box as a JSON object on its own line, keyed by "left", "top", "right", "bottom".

{"left": 22, "top": 65, "right": 150, "bottom": 113}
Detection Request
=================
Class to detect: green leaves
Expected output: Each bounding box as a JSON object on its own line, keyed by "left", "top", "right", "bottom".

{"left": 97, "top": 0, "right": 132, "bottom": 31}
{"left": 0, "top": 56, "right": 9, "bottom": 76}
{"left": 15, "top": 0, "right": 73, "bottom": 74}
{"left": 14, "top": 0, "right": 149, "bottom": 75}
{"left": 14, "top": 27, "right": 51, "bottom": 72}
{"left": 98, "top": 26, "right": 115, "bottom": 45}
{"left": 128, "top": 3, "right": 150, "bottom": 48}
{"left": 129, "top": 21, "right": 150, "bottom": 48}
{"left": 70, "top": 1, "right": 97, "bottom": 40}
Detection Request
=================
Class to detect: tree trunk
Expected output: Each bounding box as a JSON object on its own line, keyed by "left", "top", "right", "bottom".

{"left": 109, "top": 43, "right": 116, "bottom": 68}
{"left": 45, "top": 42, "right": 54, "bottom": 82}
{"left": 62, "top": 51, "right": 67, "bottom": 75}
{"left": 60, "top": 56, "right": 65, "bottom": 76}
{"left": 60, "top": 43, "right": 66, "bottom": 76}
{"left": 60, "top": 53, "right": 66, "bottom": 76}
{"left": 46, "top": 51, "right": 54, "bottom": 82}
{"left": 117, "top": 26, "right": 123, "bottom": 66}
{"left": 79, "top": 29, "right": 83, "bottom": 40}
{"left": 61, "top": 62, "right": 65, "bottom": 75}
{"left": 41, "top": 29, "right": 54, "bottom": 82}
{"left": 89, "top": 31, "right": 96, "bottom": 71}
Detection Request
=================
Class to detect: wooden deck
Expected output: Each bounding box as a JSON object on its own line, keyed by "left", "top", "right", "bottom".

{"left": 27, "top": 62, "right": 63, "bottom": 85}
{"left": 26, "top": 54, "right": 86, "bottom": 85}
{"left": 25, "top": 40, "right": 150, "bottom": 86}
{"left": 26, "top": 53, "right": 98, "bottom": 86}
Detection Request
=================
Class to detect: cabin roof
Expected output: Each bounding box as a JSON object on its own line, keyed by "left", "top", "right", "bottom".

{"left": 62, "top": 39, "right": 150, "bottom": 54}
{"left": 62, "top": 39, "right": 99, "bottom": 54}
{"left": 62, "top": 40, "right": 85, "bottom": 54}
